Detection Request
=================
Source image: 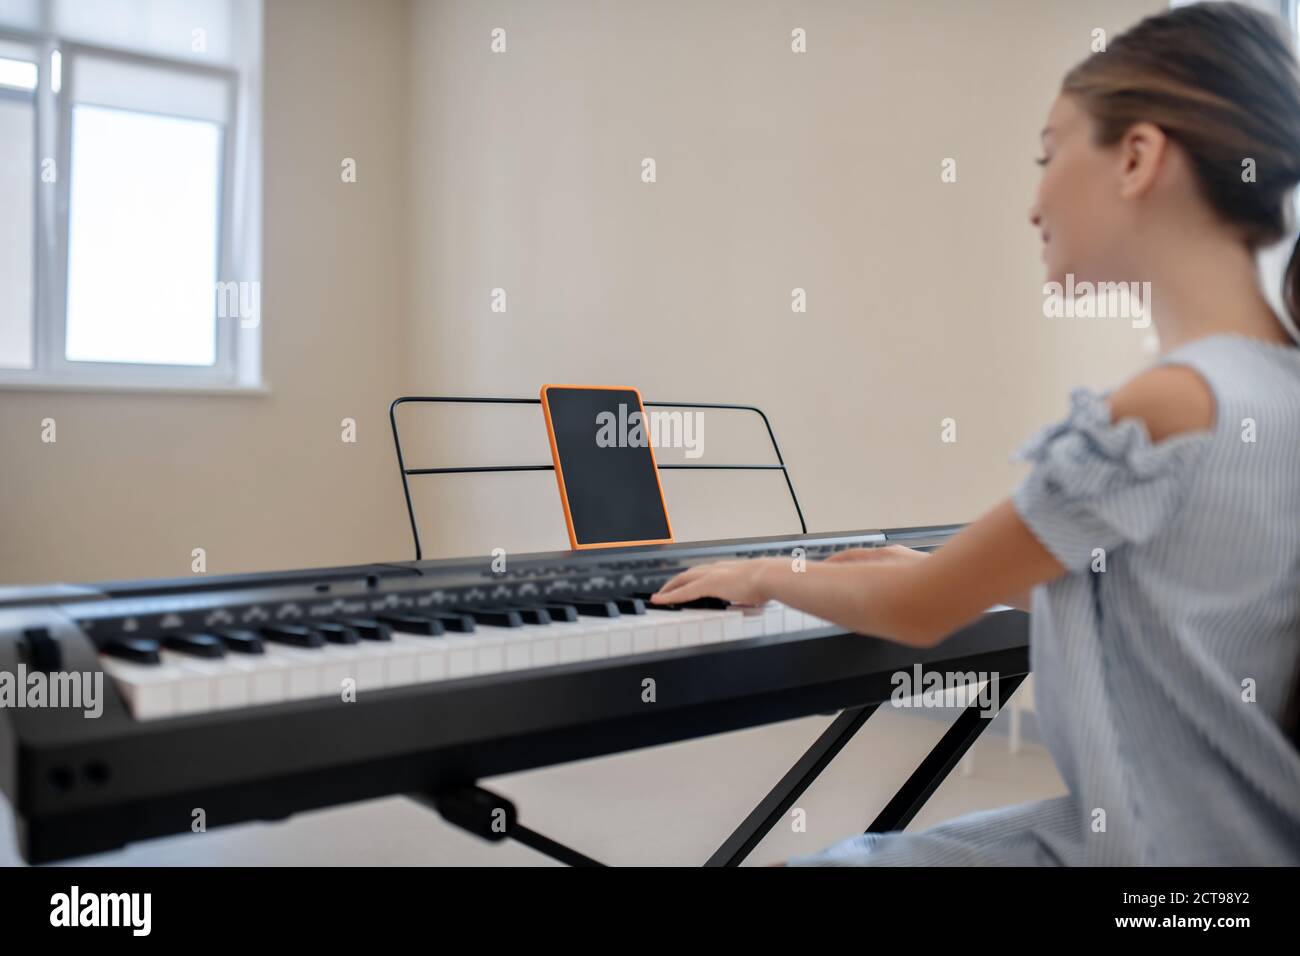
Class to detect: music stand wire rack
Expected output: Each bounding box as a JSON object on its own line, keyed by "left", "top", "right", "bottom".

{"left": 388, "top": 396, "right": 807, "bottom": 561}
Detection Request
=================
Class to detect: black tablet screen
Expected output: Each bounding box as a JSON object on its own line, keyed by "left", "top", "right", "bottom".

{"left": 543, "top": 387, "right": 672, "bottom": 546}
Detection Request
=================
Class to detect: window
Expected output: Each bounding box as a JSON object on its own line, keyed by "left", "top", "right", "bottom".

{"left": 0, "top": 41, "right": 36, "bottom": 370}
{"left": 0, "top": 0, "right": 262, "bottom": 392}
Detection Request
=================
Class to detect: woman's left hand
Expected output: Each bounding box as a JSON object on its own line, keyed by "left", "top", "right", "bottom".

{"left": 650, "top": 557, "right": 784, "bottom": 606}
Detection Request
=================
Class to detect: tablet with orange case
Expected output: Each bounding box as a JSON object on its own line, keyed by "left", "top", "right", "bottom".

{"left": 540, "top": 384, "right": 674, "bottom": 550}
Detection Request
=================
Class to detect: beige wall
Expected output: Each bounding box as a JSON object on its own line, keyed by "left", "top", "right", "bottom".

{"left": 0, "top": 0, "right": 1164, "bottom": 586}
{"left": 402, "top": 0, "right": 1165, "bottom": 558}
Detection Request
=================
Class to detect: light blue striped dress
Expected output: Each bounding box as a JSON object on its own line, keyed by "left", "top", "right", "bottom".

{"left": 791, "top": 334, "right": 1300, "bottom": 865}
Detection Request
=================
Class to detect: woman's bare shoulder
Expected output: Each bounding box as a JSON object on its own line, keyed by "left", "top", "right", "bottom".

{"left": 1108, "top": 364, "right": 1216, "bottom": 442}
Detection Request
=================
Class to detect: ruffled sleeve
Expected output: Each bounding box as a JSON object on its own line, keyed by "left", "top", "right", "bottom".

{"left": 1010, "top": 387, "right": 1212, "bottom": 572}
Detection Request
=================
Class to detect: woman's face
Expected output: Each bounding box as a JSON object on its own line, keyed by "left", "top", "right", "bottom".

{"left": 1029, "top": 94, "right": 1131, "bottom": 288}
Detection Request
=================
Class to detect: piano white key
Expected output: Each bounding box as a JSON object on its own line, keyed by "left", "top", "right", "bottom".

{"left": 248, "top": 653, "right": 290, "bottom": 705}
{"left": 722, "top": 610, "right": 745, "bottom": 640}
{"left": 472, "top": 625, "right": 525, "bottom": 674}
{"left": 782, "top": 604, "right": 807, "bottom": 634}
{"left": 507, "top": 618, "right": 593, "bottom": 666}
{"left": 318, "top": 643, "right": 385, "bottom": 694}
{"left": 698, "top": 613, "right": 725, "bottom": 644}
{"left": 531, "top": 630, "right": 560, "bottom": 667}
{"left": 101, "top": 656, "right": 182, "bottom": 721}
{"left": 557, "top": 628, "right": 586, "bottom": 663}
{"left": 377, "top": 637, "right": 421, "bottom": 686}
{"left": 265, "top": 646, "right": 328, "bottom": 700}
{"left": 390, "top": 632, "right": 448, "bottom": 683}
{"left": 158, "top": 651, "right": 231, "bottom": 715}
{"left": 652, "top": 609, "right": 687, "bottom": 650}
{"left": 678, "top": 616, "right": 702, "bottom": 646}
{"left": 210, "top": 655, "right": 258, "bottom": 709}
{"left": 633, "top": 612, "right": 667, "bottom": 653}
{"left": 606, "top": 625, "right": 633, "bottom": 657}
{"left": 444, "top": 634, "right": 479, "bottom": 679}
{"left": 504, "top": 637, "right": 533, "bottom": 671}
{"left": 582, "top": 628, "right": 610, "bottom": 660}
{"left": 316, "top": 645, "right": 355, "bottom": 697}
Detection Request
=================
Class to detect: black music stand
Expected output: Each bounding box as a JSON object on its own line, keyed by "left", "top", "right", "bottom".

{"left": 387, "top": 395, "right": 1023, "bottom": 866}
{"left": 388, "top": 396, "right": 807, "bottom": 561}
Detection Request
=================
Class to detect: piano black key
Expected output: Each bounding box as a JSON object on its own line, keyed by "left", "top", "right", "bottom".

{"left": 104, "top": 638, "right": 162, "bottom": 664}
{"left": 425, "top": 611, "right": 476, "bottom": 633}
{"left": 608, "top": 595, "right": 646, "bottom": 615}
{"left": 261, "top": 624, "right": 326, "bottom": 648}
{"left": 633, "top": 591, "right": 728, "bottom": 610}
{"left": 214, "top": 629, "right": 265, "bottom": 654}
{"left": 315, "top": 622, "right": 361, "bottom": 645}
{"left": 452, "top": 607, "right": 524, "bottom": 628}
{"left": 672, "top": 596, "right": 731, "bottom": 610}
{"left": 162, "top": 633, "right": 226, "bottom": 658}
{"left": 571, "top": 599, "right": 620, "bottom": 618}
{"left": 503, "top": 606, "right": 551, "bottom": 625}
{"left": 631, "top": 591, "right": 682, "bottom": 610}
{"left": 543, "top": 604, "right": 579, "bottom": 622}
{"left": 583, "top": 592, "right": 646, "bottom": 615}
{"left": 343, "top": 618, "right": 392, "bottom": 641}
{"left": 378, "top": 614, "right": 445, "bottom": 636}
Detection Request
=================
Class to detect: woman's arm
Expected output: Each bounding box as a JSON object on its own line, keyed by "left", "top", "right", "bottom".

{"left": 651, "top": 363, "right": 1217, "bottom": 647}
{"left": 651, "top": 499, "right": 1065, "bottom": 647}
{"left": 823, "top": 544, "right": 1033, "bottom": 612}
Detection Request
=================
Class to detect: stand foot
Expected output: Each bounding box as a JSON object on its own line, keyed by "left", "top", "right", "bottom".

{"left": 410, "top": 785, "right": 606, "bottom": 867}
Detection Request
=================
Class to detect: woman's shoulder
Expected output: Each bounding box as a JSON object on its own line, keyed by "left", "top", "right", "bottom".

{"left": 1109, "top": 363, "right": 1216, "bottom": 442}
{"left": 1152, "top": 333, "right": 1300, "bottom": 418}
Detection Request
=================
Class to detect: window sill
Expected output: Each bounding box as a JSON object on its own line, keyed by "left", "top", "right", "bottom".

{"left": 0, "top": 377, "right": 269, "bottom": 397}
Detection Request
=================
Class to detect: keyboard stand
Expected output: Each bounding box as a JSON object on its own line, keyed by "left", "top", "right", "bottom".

{"left": 407, "top": 671, "right": 1027, "bottom": 867}
{"left": 389, "top": 395, "right": 1028, "bottom": 866}
{"left": 410, "top": 786, "right": 607, "bottom": 867}
{"left": 707, "top": 672, "right": 1028, "bottom": 865}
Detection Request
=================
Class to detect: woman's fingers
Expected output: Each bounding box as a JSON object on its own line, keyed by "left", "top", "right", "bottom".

{"left": 652, "top": 573, "right": 710, "bottom": 603}
{"left": 653, "top": 577, "right": 705, "bottom": 603}
{"left": 653, "top": 560, "right": 746, "bottom": 602}
{"left": 652, "top": 565, "right": 708, "bottom": 599}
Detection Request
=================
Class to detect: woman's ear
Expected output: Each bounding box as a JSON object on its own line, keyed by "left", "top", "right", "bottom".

{"left": 1117, "top": 121, "right": 1169, "bottom": 200}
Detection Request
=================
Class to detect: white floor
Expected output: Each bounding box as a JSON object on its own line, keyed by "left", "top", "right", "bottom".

{"left": 1, "top": 693, "right": 1067, "bottom": 866}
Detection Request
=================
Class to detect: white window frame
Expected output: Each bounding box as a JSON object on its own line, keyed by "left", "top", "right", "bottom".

{"left": 0, "top": 36, "right": 39, "bottom": 375}
{"left": 0, "top": 29, "right": 261, "bottom": 395}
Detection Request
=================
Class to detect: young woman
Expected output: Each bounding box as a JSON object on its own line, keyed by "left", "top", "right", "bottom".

{"left": 652, "top": 1, "right": 1300, "bottom": 866}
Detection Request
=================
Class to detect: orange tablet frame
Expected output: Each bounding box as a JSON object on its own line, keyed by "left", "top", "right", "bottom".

{"left": 540, "top": 384, "right": 675, "bottom": 551}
